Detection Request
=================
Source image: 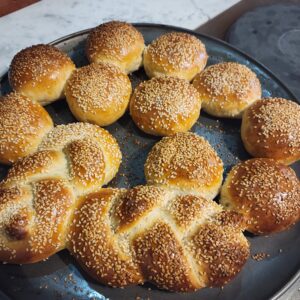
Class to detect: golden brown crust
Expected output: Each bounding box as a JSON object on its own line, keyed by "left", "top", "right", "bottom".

{"left": 86, "top": 21, "right": 145, "bottom": 74}
{"left": 193, "top": 62, "right": 261, "bottom": 118}
{"left": 133, "top": 221, "right": 200, "bottom": 292}
{"left": 0, "top": 179, "right": 74, "bottom": 264}
{"left": 167, "top": 194, "right": 221, "bottom": 231}
{"left": 241, "top": 98, "right": 300, "bottom": 165}
{"left": 0, "top": 92, "right": 53, "bottom": 164}
{"left": 2, "top": 150, "right": 65, "bottom": 188}
{"left": 144, "top": 132, "right": 223, "bottom": 199}
{"left": 2, "top": 123, "right": 121, "bottom": 195}
{"left": 0, "top": 122, "right": 122, "bottom": 264}
{"left": 189, "top": 211, "right": 249, "bottom": 286}
{"left": 143, "top": 32, "right": 208, "bottom": 81}
{"left": 67, "top": 185, "right": 248, "bottom": 291}
{"left": 9, "top": 44, "right": 75, "bottom": 105}
{"left": 66, "top": 139, "right": 105, "bottom": 191}
{"left": 115, "top": 185, "right": 166, "bottom": 233}
{"left": 38, "top": 123, "right": 122, "bottom": 187}
{"left": 220, "top": 158, "right": 300, "bottom": 235}
{"left": 68, "top": 189, "right": 144, "bottom": 287}
{"left": 130, "top": 76, "right": 201, "bottom": 136}
{"left": 65, "top": 63, "right": 132, "bottom": 126}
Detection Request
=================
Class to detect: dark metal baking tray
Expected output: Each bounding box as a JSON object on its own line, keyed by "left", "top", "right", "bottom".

{"left": 0, "top": 23, "right": 299, "bottom": 300}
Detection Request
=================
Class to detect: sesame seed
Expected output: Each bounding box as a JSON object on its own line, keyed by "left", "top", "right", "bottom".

{"left": 193, "top": 62, "right": 261, "bottom": 117}
{"left": 144, "top": 132, "right": 223, "bottom": 199}
{"left": 9, "top": 44, "right": 75, "bottom": 94}
{"left": 65, "top": 63, "right": 132, "bottom": 124}
{"left": 242, "top": 97, "right": 300, "bottom": 163}
{"left": 130, "top": 76, "right": 201, "bottom": 135}
{"left": 144, "top": 32, "right": 207, "bottom": 78}
{"left": 221, "top": 158, "right": 300, "bottom": 234}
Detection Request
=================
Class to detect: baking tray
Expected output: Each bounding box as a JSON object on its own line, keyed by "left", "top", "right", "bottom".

{"left": 0, "top": 23, "right": 299, "bottom": 300}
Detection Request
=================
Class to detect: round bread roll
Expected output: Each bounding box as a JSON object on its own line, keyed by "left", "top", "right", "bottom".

{"left": 0, "top": 92, "right": 53, "bottom": 164}
{"left": 130, "top": 76, "right": 201, "bottom": 136}
{"left": 220, "top": 158, "right": 300, "bottom": 235}
{"left": 143, "top": 32, "right": 208, "bottom": 81}
{"left": 241, "top": 98, "right": 300, "bottom": 165}
{"left": 145, "top": 132, "right": 224, "bottom": 199}
{"left": 192, "top": 62, "right": 261, "bottom": 118}
{"left": 9, "top": 44, "right": 76, "bottom": 105}
{"left": 65, "top": 63, "right": 132, "bottom": 126}
{"left": 86, "top": 21, "right": 145, "bottom": 74}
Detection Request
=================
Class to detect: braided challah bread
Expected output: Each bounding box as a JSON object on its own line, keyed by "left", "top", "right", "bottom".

{"left": 0, "top": 122, "right": 121, "bottom": 263}
{"left": 0, "top": 129, "right": 250, "bottom": 292}
{"left": 68, "top": 185, "right": 249, "bottom": 291}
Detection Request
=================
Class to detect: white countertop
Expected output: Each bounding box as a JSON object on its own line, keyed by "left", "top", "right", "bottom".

{"left": 0, "top": 0, "right": 239, "bottom": 76}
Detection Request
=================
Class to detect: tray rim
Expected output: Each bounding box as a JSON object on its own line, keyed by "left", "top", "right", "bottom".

{"left": 1, "top": 22, "right": 299, "bottom": 300}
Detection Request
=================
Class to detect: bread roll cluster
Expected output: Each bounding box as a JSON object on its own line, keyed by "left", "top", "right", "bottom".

{"left": 0, "top": 20, "right": 299, "bottom": 293}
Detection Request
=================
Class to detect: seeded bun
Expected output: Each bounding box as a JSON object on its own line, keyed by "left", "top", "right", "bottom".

{"left": 9, "top": 44, "right": 75, "bottom": 106}
{"left": 241, "top": 98, "right": 300, "bottom": 165}
{"left": 193, "top": 62, "right": 261, "bottom": 118}
{"left": 65, "top": 63, "right": 132, "bottom": 126}
{"left": 144, "top": 132, "right": 224, "bottom": 200}
{"left": 220, "top": 158, "right": 300, "bottom": 235}
{"left": 86, "top": 21, "right": 145, "bottom": 74}
{"left": 130, "top": 76, "right": 201, "bottom": 136}
{"left": 143, "top": 32, "right": 208, "bottom": 81}
{"left": 0, "top": 92, "right": 53, "bottom": 164}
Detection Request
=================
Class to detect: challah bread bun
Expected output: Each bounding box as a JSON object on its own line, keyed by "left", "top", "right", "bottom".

{"left": 193, "top": 62, "right": 261, "bottom": 118}
{"left": 0, "top": 92, "right": 53, "bottom": 164}
{"left": 241, "top": 98, "right": 300, "bottom": 165}
{"left": 144, "top": 132, "right": 223, "bottom": 199}
{"left": 65, "top": 63, "right": 132, "bottom": 126}
{"left": 220, "top": 158, "right": 300, "bottom": 235}
{"left": 9, "top": 44, "right": 75, "bottom": 105}
{"left": 143, "top": 32, "right": 208, "bottom": 81}
{"left": 38, "top": 122, "right": 122, "bottom": 189}
{"left": 86, "top": 21, "right": 145, "bottom": 74}
{"left": 130, "top": 76, "right": 201, "bottom": 136}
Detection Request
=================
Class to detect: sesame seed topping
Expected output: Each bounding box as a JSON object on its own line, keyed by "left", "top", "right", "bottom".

{"left": 68, "top": 189, "right": 143, "bottom": 287}
{"left": 0, "top": 92, "right": 53, "bottom": 164}
{"left": 144, "top": 132, "right": 223, "bottom": 199}
{"left": 130, "top": 76, "right": 201, "bottom": 135}
{"left": 68, "top": 186, "right": 249, "bottom": 291}
{"left": 144, "top": 32, "right": 207, "bottom": 72}
{"left": 9, "top": 44, "right": 75, "bottom": 90}
{"left": 221, "top": 158, "right": 300, "bottom": 234}
{"left": 193, "top": 62, "right": 261, "bottom": 117}
{"left": 65, "top": 63, "right": 131, "bottom": 120}
{"left": 86, "top": 21, "right": 144, "bottom": 67}
{"left": 242, "top": 98, "right": 300, "bottom": 162}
